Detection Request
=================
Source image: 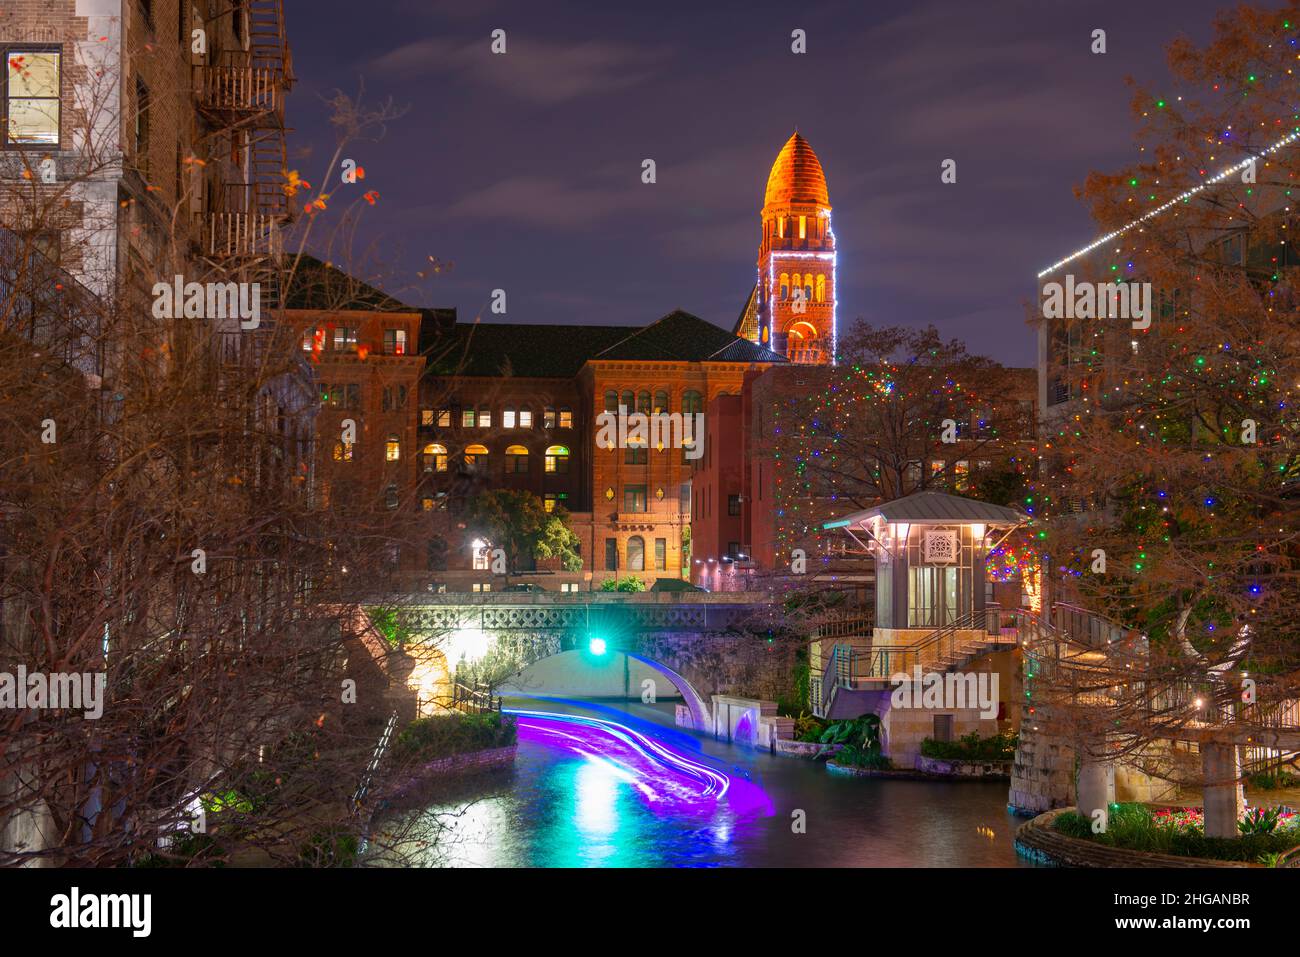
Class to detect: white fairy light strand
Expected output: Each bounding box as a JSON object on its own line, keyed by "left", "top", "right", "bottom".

{"left": 1037, "top": 129, "right": 1300, "bottom": 279}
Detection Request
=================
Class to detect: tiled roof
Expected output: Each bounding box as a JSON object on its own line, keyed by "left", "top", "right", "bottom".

{"left": 281, "top": 254, "right": 412, "bottom": 312}
{"left": 594, "top": 310, "right": 786, "bottom": 363}
{"left": 424, "top": 321, "right": 633, "bottom": 378}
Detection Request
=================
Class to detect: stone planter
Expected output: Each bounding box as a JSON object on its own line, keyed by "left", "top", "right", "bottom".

{"left": 775, "top": 739, "right": 840, "bottom": 758}
{"left": 1014, "top": 808, "right": 1256, "bottom": 868}
{"left": 915, "top": 755, "right": 1012, "bottom": 780}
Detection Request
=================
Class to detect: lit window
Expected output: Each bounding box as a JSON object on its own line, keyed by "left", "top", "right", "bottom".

{"left": 385, "top": 434, "right": 401, "bottom": 461}
{"left": 421, "top": 409, "right": 434, "bottom": 426}
{"left": 543, "top": 407, "right": 556, "bottom": 428}
{"left": 519, "top": 408, "right": 533, "bottom": 429}
{"left": 464, "top": 444, "right": 488, "bottom": 471}
{"left": 382, "top": 328, "right": 407, "bottom": 355}
{"left": 799, "top": 215, "right": 806, "bottom": 239}
{"left": 503, "top": 408, "right": 516, "bottom": 429}
{"left": 815, "top": 274, "right": 826, "bottom": 302}
{"left": 544, "top": 445, "right": 569, "bottom": 474}
{"left": 478, "top": 408, "right": 491, "bottom": 428}
{"left": 623, "top": 486, "right": 647, "bottom": 513}
{"left": 332, "top": 440, "right": 353, "bottom": 462}
{"left": 505, "top": 444, "right": 529, "bottom": 473}
{"left": 472, "top": 538, "right": 490, "bottom": 570}
{"left": 559, "top": 407, "right": 572, "bottom": 429}
{"left": 4, "top": 49, "right": 61, "bottom": 146}
{"left": 627, "top": 535, "right": 645, "bottom": 571}
{"left": 421, "top": 497, "right": 434, "bottom": 511}
{"left": 462, "top": 409, "right": 476, "bottom": 428}
{"left": 437, "top": 409, "right": 451, "bottom": 427}
{"left": 302, "top": 327, "right": 319, "bottom": 351}
{"left": 422, "top": 442, "right": 448, "bottom": 473}
{"left": 333, "top": 327, "right": 358, "bottom": 352}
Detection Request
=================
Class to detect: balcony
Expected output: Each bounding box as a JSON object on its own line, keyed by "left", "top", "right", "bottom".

{"left": 197, "top": 66, "right": 284, "bottom": 119}
{"left": 204, "top": 213, "right": 281, "bottom": 259}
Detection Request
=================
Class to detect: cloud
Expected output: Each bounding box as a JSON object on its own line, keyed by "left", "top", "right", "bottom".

{"left": 371, "top": 35, "right": 672, "bottom": 104}
{"left": 444, "top": 174, "right": 654, "bottom": 227}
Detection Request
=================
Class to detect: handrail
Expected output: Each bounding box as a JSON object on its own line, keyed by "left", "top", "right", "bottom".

{"left": 352, "top": 709, "right": 398, "bottom": 815}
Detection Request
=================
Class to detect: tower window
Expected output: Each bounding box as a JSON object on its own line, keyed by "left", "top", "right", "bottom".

{"left": 799, "top": 215, "right": 806, "bottom": 239}
{"left": 816, "top": 274, "right": 826, "bottom": 302}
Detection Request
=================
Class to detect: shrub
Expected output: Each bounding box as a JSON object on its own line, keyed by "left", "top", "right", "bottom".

{"left": 834, "top": 745, "right": 893, "bottom": 770}
{"left": 391, "top": 711, "right": 517, "bottom": 765}
{"left": 1248, "top": 770, "right": 1300, "bottom": 790}
{"left": 600, "top": 575, "right": 647, "bottom": 593}
{"left": 920, "top": 730, "right": 1017, "bottom": 761}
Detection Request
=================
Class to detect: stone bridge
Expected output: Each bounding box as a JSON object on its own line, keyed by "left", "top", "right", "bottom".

{"left": 390, "top": 592, "right": 799, "bottom": 729}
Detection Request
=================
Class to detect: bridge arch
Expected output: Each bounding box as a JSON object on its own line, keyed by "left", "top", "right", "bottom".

{"left": 499, "top": 648, "right": 712, "bottom": 730}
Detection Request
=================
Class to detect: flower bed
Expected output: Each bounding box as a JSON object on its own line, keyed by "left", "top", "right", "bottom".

{"left": 1049, "top": 802, "right": 1300, "bottom": 864}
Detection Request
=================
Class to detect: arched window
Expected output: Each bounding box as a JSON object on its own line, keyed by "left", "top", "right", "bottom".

{"left": 682, "top": 390, "right": 703, "bottom": 414}
{"left": 385, "top": 434, "right": 400, "bottom": 461}
{"left": 505, "top": 444, "right": 529, "bottom": 473}
{"left": 627, "top": 535, "right": 645, "bottom": 571}
{"left": 464, "top": 443, "right": 488, "bottom": 471}
{"left": 422, "top": 442, "right": 448, "bottom": 473}
{"left": 815, "top": 274, "right": 826, "bottom": 302}
{"left": 791, "top": 273, "right": 802, "bottom": 294}
{"left": 604, "top": 391, "right": 618, "bottom": 412}
{"left": 804, "top": 281, "right": 813, "bottom": 302}
{"left": 621, "top": 390, "right": 634, "bottom": 412}
{"left": 779, "top": 273, "right": 789, "bottom": 300}
{"left": 332, "top": 440, "right": 353, "bottom": 462}
{"left": 636, "top": 391, "right": 651, "bottom": 414}
{"left": 654, "top": 390, "right": 669, "bottom": 414}
{"left": 544, "top": 444, "right": 570, "bottom": 474}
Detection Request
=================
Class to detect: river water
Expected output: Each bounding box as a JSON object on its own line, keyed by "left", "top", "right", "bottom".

{"left": 372, "top": 699, "right": 1030, "bottom": 867}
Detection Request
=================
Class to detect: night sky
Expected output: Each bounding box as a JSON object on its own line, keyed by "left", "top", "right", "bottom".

{"left": 285, "top": 0, "right": 1233, "bottom": 367}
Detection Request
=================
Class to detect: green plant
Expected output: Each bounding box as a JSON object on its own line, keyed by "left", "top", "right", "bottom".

{"left": 1238, "top": 805, "right": 1282, "bottom": 836}
{"left": 817, "top": 714, "right": 883, "bottom": 758}
{"left": 367, "top": 606, "right": 413, "bottom": 647}
{"left": 391, "top": 711, "right": 518, "bottom": 764}
{"left": 920, "top": 730, "right": 1018, "bottom": 761}
{"left": 792, "top": 711, "right": 826, "bottom": 742}
{"left": 834, "top": 745, "right": 893, "bottom": 770}
{"left": 1053, "top": 811, "right": 1093, "bottom": 839}
{"left": 600, "top": 575, "right": 646, "bottom": 593}
{"left": 1257, "top": 852, "right": 1285, "bottom": 867}
{"left": 1248, "top": 770, "right": 1299, "bottom": 790}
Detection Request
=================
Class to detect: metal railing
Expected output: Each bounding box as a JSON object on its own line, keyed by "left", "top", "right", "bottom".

{"left": 450, "top": 681, "right": 501, "bottom": 715}
{"left": 352, "top": 709, "right": 398, "bottom": 815}
{"left": 205, "top": 212, "right": 281, "bottom": 259}
{"left": 199, "top": 65, "right": 284, "bottom": 114}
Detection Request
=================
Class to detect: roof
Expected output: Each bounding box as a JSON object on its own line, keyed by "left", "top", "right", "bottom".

{"left": 831, "top": 490, "right": 1027, "bottom": 528}
{"left": 593, "top": 310, "right": 786, "bottom": 364}
{"left": 765, "top": 132, "right": 830, "bottom": 208}
{"left": 282, "top": 254, "right": 413, "bottom": 312}
{"left": 425, "top": 321, "right": 633, "bottom": 378}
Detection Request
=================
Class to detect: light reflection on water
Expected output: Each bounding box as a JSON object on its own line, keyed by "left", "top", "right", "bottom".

{"left": 372, "top": 700, "right": 1030, "bottom": 868}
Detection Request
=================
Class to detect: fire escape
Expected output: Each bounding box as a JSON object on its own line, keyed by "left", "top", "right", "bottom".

{"left": 194, "top": 0, "right": 294, "bottom": 368}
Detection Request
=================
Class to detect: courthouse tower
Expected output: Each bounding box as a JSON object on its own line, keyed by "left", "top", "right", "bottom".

{"left": 735, "top": 132, "right": 836, "bottom": 364}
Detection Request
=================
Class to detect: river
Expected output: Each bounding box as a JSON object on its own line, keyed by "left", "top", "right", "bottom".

{"left": 370, "top": 698, "right": 1030, "bottom": 867}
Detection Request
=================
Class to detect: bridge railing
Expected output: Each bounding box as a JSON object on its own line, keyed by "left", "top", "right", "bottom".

{"left": 450, "top": 682, "right": 501, "bottom": 715}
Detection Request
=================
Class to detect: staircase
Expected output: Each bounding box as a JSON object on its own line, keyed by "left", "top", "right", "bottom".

{"left": 812, "top": 606, "right": 1017, "bottom": 718}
